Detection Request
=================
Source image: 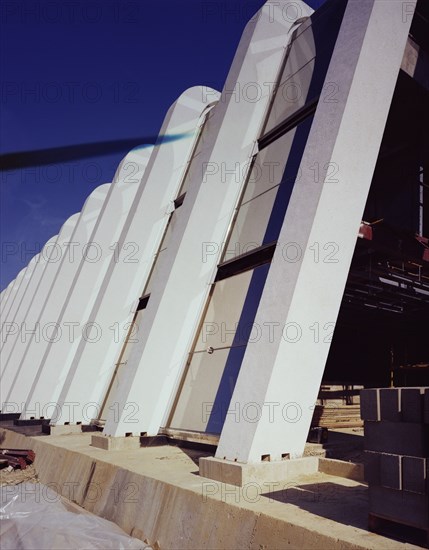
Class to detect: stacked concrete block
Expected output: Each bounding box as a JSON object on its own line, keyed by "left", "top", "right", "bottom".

{"left": 361, "top": 387, "right": 429, "bottom": 538}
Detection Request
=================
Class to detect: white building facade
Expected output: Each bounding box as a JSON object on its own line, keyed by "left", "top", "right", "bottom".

{"left": 1, "top": 0, "right": 428, "bottom": 480}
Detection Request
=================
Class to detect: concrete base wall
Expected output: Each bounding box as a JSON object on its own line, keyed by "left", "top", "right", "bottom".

{"left": 0, "top": 428, "right": 418, "bottom": 550}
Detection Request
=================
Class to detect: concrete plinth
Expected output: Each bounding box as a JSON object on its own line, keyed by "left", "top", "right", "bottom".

{"left": 14, "top": 418, "right": 50, "bottom": 426}
{"left": 91, "top": 434, "right": 141, "bottom": 451}
{"left": 199, "top": 456, "right": 319, "bottom": 487}
{"left": 318, "top": 457, "right": 364, "bottom": 482}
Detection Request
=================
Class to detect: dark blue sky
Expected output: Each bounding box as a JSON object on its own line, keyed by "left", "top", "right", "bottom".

{"left": 0, "top": 0, "right": 324, "bottom": 290}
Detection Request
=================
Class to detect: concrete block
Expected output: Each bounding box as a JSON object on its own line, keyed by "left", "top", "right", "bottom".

{"left": 318, "top": 457, "right": 364, "bottom": 481}
{"left": 364, "top": 451, "right": 381, "bottom": 485}
{"left": 364, "top": 421, "right": 429, "bottom": 457}
{"left": 401, "top": 388, "right": 427, "bottom": 423}
{"left": 402, "top": 456, "right": 428, "bottom": 495}
{"left": 360, "top": 389, "right": 380, "bottom": 421}
{"left": 380, "top": 453, "right": 401, "bottom": 490}
{"left": 425, "top": 389, "right": 429, "bottom": 424}
{"left": 91, "top": 434, "right": 141, "bottom": 451}
{"left": 199, "top": 456, "right": 319, "bottom": 487}
{"left": 368, "top": 485, "right": 429, "bottom": 529}
{"left": 379, "top": 389, "right": 400, "bottom": 422}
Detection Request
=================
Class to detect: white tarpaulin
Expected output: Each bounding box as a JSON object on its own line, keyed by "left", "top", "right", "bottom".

{"left": 0, "top": 483, "right": 150, "bottom": 550}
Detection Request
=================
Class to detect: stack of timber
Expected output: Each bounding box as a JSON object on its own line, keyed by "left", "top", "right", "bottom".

{"left": 311, "top": 383, "right": 363, "bottom": 428}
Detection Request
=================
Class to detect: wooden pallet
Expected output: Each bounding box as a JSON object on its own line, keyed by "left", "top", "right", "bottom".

{"left": 369, "top": 513, "right": 429, "bottom": 548}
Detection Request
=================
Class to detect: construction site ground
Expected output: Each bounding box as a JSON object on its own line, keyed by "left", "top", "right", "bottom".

{"left": 0, "top": 421, "right": 424, "bottom": 550}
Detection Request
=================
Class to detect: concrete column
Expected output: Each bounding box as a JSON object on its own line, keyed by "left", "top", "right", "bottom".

{"left": 0, "top": 238, "right": 58, "bottom": 377}
{"left": 1, "top": 281, "right": 18, "bottom": 345}
{"left": 3, "top": 191, "right": 109, "bottom": 414}
{"left": 0, "top": 215, "right": 79, "bottom": 407}
{"left": 0, "top": 255, "right": 40, "bottom": 352}
{"left": 102, "top": 1, "right": 313, "bottom": 437}
{"left": 0, "top": 269, "right": 26, "bottom": 332}
{"left": 0, "top": 283, "right": 14, "bottom": 314}
{"left": 1, "top": 256, "right": 40, "bottom": 352}
{"left": 0, "top": 284, "right": 15, "bottom": 338}
{"left": 215, "top": 0, "right": 417, "bottom": 463}
{"left": 35, "top": 87, "right": 218, "bottom": 426}
{"left": 0, "top": 279, "right": 16, "bottom": 348}
{"left": 0, "top": 282, "right": 16, "bottom": 318}
{"left": 26, "top": 145, "right": 153, "bottom": 425}
{"left": 13, "top": 185, "right": 110, "bottom": 417}
{"left": 1, "top": 282, "right": 18, "bottom": 370}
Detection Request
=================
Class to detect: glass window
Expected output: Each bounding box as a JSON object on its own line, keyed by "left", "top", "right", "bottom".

{"left": 177, "top": 109, "right": 214, "bottom": 197}
{"left": 224, "top": 130, "right": 296, "bottom": 261}
{"left": 224, "top": 114, "right": 314, "bottom": 261}
{"left": 263, "top": 0, "right": 347, "bottom": 135}
{"left": 169, "top": 264, "right": 270, "bottom": 433}
{"left": 143, "top": 209, "right": 178, "bottom": 296}
{"left": 265, "top": 59, "right": 316, "bottom": 132}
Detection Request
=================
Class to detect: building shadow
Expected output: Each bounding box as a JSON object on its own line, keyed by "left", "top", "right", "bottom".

{"left": 263, "top": 480, "right": 369, "bottom": 531}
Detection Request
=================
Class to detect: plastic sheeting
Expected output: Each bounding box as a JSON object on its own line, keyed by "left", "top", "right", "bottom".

{"left": 0, "top": 483, "right": 150, "bottom": 550}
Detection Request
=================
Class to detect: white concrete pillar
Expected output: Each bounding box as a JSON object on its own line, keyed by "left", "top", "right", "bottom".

{"left": 1, "top": 282, "right": 16, "bottom": 318}
{"left": 0, "top": 254, "right": 39, "bottom": 350}
{"left": 0, "top": 255, "right": 40, "bottom": 351}
{"left": 0, "top": 282, "right": 14, "bottom": 316}
{"left": 0, "top": 269, "right": 26, "bottom": 331}
{"left": 0, "top": 281, "right": 18, "bottom": 373}
{"left": 3, "top": 193, "right": 108, "bottom": 413}
{"left": 1, "top": 215, "right": 79, "bottom": 407}
{"left": 20, "top": 145, "right": 153, "bottom": 425}
{"left": 29, "top": 87, "right": 218, "bottom": 426}
{"left": 13, "top": 185, "right": 110, "bottom": 417}
{"left": 0, "top": 237, "right": 57, "bottom": 376}
{"left": 102, "top": 1, "right": 313, "bottom": 437}
{"left": 1, "top": 282, "right": 17, "bottom": 349}
{"left": 216, "top": 0, "right": 417, "bottom": 462}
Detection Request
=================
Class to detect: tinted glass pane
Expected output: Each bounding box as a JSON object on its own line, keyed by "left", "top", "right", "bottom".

{"left": 263, "top": 0, "right": 347, "bottom": 134}
{"left": 223, "top": 114, "right": 314, "bottom": 261}
{"left": 178, "top": 109, "right": 214, "bottom": 196}
{"left": 168, "top": 264, "right": 270, "bottom": 433}
{"left": 194, "top": 269, "right": 254, "bottom": 352}
{"left": 225, "top": 130, "right": 296, "bottom": 260}
{"left": 265, "top": 59, "right": 316, "bottom": 131}
{"left": 143, "top": 210, "right": 177, "bottom": 295}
